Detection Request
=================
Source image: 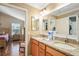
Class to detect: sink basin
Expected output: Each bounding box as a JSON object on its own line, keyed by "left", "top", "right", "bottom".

{"left": 54, "top": 43, "right": 76, "bottom": 51}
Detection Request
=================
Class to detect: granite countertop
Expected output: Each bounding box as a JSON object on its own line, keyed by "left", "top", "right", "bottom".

{"left": 31, "top": 36, "right": 79, "bottom": 56}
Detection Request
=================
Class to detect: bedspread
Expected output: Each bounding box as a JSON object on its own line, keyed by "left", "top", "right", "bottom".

{"left": 0, "top": 34, "right": 9, "bottom": 41}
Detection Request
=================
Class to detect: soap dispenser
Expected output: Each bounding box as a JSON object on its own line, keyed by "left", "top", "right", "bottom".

{"left": 48, "top": 31, "right": 53, "bottom": 40}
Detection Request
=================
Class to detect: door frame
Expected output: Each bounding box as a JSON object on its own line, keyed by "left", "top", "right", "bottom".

{"left": 0, "top": 3, "right": 29, "bottom": 56}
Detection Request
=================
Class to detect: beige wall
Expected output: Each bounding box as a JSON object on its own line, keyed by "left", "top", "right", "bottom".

{"left": 0, "top": 12, "right": 24, "bottom": 35}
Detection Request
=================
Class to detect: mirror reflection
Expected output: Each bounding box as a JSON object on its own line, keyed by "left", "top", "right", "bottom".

{"left": 31, "top": 16, "right": 39, "bottom": 31}
{"left": 69, "top": 16, "right": 76, "bottom": 35}
{"left": 50, "top": 19, "right": 56, "bottom": 31}
{"left": 42, "top": 19, "right": 48, "bottom": 31}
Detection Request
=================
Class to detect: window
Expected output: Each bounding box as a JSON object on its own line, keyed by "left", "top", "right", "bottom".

{"left": 12, "top": 23, "right": 20, "bottom": 35}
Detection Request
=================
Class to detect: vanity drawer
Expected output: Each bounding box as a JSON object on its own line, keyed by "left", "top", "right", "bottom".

{"left": 31, "top": 38, "right": 39, "bottom": 45}
{"left": 39, "top": 42, "right": 45, "bottom": 50}
{"left": 46, "top": 46, "right": 65, "bottom": 56}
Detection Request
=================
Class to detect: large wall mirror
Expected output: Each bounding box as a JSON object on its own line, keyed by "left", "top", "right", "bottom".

{"left": 31, "top": 16, "right": 39, "bottom": 31}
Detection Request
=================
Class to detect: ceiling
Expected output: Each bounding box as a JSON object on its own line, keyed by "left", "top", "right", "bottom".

{"left": 0, "top": 5, "right": 25, "bottom": 21}
{"left": 27, "top": 3, "right": 49, "bottom": 10}
{"left": 0, "top": 3, "right": 79, "bottom": 21}
{"left": 0, "top": 3, "right": 49, "bottom": 21}
{"left": 50, "top": 3, "right": 79, "bottom": 16}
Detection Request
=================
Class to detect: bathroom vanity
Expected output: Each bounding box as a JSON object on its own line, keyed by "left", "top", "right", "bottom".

{"left": 30, "top": 37, "right": 67, "bottom": 56}
{"left": 30, "top": 35, "right": 79, "bottom": 56}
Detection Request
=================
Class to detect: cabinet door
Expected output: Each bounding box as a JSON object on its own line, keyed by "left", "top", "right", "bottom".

{"left": 31, "top": 43, "right": 38, "bottom": 56}
{"left": 46, "top": 52, "right": 53, "bottom": 56}
{"left": 46, "top": 46, "right": 65, "bottom": 56}
{"left": 39, "top": 42, "right": 45, "bottom": 50}
{"left": 38, "top": 48, "right": 45, "bottom": 56}
{"left": 38, "top": 42, "right": 46, "bottom": 56}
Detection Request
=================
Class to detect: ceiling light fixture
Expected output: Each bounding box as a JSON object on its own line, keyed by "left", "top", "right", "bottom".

{"left": 40, "top": 8, "right": 48, "bottom": 16}
{"left": 33, "top": 8, "right": 48, "bottom": 19}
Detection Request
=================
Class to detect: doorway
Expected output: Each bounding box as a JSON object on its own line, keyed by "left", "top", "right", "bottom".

{"left": 0, "top": 4, "right": 28, "bottom": 56}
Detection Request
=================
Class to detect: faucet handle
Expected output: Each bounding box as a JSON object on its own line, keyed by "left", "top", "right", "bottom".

{"left": 65, "top": 39, "right": 69, "bottom": 43}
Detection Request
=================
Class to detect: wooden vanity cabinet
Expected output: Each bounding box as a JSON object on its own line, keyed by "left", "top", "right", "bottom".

{"left": 31, "top": 38, "right": 39, "bottom": 56}
{"left": 46, "top": 46, "right": 65, "bottom": 56}
{"left": 31, "top": 38, "right": 66, "bottom": 56}
{"left": 38, "top": 42, "right": 46, "bottom": 56}
{"left": 46, "top": 52, "right": 53, "bottom": 56}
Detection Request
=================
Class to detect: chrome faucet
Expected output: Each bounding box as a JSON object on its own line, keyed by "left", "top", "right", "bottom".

{"left": 65, "top": 39, "right": 69, "bottom": 43}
